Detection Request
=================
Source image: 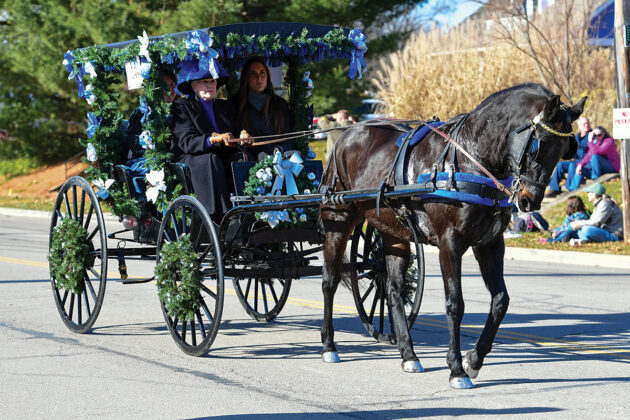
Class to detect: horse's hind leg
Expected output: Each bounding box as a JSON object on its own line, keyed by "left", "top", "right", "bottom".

{"left": 438, "top": 238, "right": 472, "bottom": 389}
{"left": 320, "top": 209, "right": 361, "bottom": 363}
{"left": 381, "top": 235, "right": 423, "bottom": 373}
{"left": 465, "top": 237, "right": 510, "bottom": 379}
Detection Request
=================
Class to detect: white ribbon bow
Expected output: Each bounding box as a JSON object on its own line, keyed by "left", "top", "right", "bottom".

{"left": 146, "top": 169, "right": 166, "bottom": 203}
{"left": 86, "top": 143, "right": 97, "bottom": 162}
{"left": 271, "top": 151, "right": 303, "bottom": 195}
{"left": 137, "top": 30, "right": 152, "bottom": 63}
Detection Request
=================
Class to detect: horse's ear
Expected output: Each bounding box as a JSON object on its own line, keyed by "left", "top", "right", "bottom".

{"left": 543, "top": 95, "right": 561, "bottom": 121}
{"left": 567, "top": 96, "right": 588, "bottom": 121}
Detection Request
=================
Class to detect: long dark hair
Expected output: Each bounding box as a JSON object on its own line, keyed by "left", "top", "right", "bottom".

{"left": 566, "top": 195, "right": 588, "bottom": 216}
{"left": 237, "top": 57, "right": 285, "bottom": 134}
{"left": 592, "top": 125, "right": 610, "bottom": 139}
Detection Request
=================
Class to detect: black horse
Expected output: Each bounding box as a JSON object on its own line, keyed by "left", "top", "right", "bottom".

{"left": 319, "top": 83, "right": 586, "bottom": 388}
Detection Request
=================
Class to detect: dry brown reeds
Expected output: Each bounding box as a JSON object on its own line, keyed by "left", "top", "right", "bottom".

{"left": 374, "top": 19, "right": 615, "bottom": 128}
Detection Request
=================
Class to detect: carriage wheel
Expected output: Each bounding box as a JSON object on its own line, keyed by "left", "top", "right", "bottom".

{"left": 232, "top": 243, "right": 294, "bottom": 322}
{"left": 49, "top": 176, "right": 107, "bottom": 334}
{"left": 349, "top": 222, "right": 425, "bottom": 344}
{"left": 157, "top": 196, "right": 224, "bottom": 356}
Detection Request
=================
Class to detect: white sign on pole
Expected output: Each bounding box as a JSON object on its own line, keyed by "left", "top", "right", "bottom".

{"left": 612, "top": 108, "right": 630, "bottom": 139}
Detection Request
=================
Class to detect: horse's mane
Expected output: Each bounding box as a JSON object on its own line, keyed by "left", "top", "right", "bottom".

{"left": 473, "top": 83, "right": 554, "bottom": 114}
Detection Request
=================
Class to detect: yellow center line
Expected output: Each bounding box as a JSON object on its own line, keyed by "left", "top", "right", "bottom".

{"left": 2, "top": 255, "right": 628, "bottom": 359}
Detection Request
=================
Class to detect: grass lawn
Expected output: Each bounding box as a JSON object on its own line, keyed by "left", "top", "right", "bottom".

{"left": 505, "top": 178, "right": 630, "bottom": 255}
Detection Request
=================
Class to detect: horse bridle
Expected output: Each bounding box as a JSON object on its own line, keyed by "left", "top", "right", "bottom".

{"left": 508, "top": 108, "right": 574, "bottom": 200}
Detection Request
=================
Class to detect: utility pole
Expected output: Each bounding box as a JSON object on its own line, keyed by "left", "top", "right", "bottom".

{"left": 614, "top": 0, "right": 630, "bottom": 242}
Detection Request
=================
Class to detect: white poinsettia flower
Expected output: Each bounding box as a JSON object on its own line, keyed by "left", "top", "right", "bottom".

{"left": 84, "top": 62, "right": 97, "bottom": 78}
{"left": 145, "top": 169, "right": 166, "bottom": 203}
{"left": 256, "top": 169, "right": 265, "bottom": 180}
{"left": 94, "top": 178, "right": 114, "bottom": 190}
{"left": 86, "top": 143, "right": 97, "bottom": 162}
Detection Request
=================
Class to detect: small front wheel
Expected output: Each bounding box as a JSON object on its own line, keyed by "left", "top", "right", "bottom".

{"left": 156, "top": 196, "right": 224, "bottom": 356}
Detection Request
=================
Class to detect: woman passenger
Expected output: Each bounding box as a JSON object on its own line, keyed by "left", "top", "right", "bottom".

{"left": 231, "top": 57, "right": 295, "bottom": 159}
{"left": 170, "top": 66, "right": 245, "bottom": 223}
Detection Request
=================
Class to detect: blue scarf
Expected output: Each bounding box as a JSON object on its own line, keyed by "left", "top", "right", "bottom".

{"left": 248, "top": 91, "right": 267, "bottom": 111}
{"left": 198, "top": 96, "right": 220, "bottom": 133}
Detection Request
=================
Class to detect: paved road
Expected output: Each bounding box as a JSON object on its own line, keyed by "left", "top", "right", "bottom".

{"left": 1, "top": 213, "right": 629, "bottom": 419}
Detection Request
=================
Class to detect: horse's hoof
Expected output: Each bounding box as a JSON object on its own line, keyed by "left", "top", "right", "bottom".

{"left": 450, "top": 377, "right": 474, "bottom": 389}
{"left": 322, "top": 351, "right": 340, "bottom": 363}
{"left": 462, "top": 355, "right": 479, "bottom": 379}
{"left": 402, "top": 360, "right": 424, "bottom": 373}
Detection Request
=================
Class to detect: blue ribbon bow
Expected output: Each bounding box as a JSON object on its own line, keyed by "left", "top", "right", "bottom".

{"left": 348, "top": 28, "right": 368, "bottom": 80}
{"left": 86, "top": 113, "right": 101, "bottom": 139}
{"left": 271, "top": 151, "right": 304, "bottom": 195}
{"left": 139, "top": 96, "right": 151, "bottom": 124}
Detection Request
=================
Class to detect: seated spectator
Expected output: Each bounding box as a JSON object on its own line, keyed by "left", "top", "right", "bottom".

{"left": 540, "top": 195, "right": 589, "bottom": 243}
{"left": 230, "top": 57, "right": 294, "bottom": 160}
{"left": 320, "top": 109, "right": 352, "bottom": 159}
{"left": 567, "top": 126, "right": 620, "bottom": 191}
{"left": 545, "top": 116, "right": 590, "bottom": 197}
{"left": 171, "top": 64, "right": 248, "bottom": 222}
{"left": 570, "top": 183, "right": 623, "bottom": 244}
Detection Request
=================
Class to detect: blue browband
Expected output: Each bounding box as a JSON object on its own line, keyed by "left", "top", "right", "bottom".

{"left": 416, "top": 172, "right": 514, "bottom": 207}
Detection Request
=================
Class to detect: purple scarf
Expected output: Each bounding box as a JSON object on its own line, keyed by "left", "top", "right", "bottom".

{"left": 198, "top": 96, "right": 220, "bottom": 133}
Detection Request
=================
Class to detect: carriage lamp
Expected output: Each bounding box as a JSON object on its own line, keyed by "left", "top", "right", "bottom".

{"left": 122, "top": 216, "right": 137, "bottom": 230}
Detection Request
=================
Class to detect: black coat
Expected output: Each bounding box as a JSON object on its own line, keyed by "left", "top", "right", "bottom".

{"left": 230, "top": 94, "right": 296, "bottom": 157}
{"left": 170, "top": 96, "right": 243, "bottom": 220}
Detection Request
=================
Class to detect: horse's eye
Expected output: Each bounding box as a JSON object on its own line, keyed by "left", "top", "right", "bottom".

{"left": 529, "top": 137, "right": 540, "bottom": 160}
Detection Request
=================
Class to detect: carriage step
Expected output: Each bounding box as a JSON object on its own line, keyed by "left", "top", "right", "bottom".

{"left": 121, "top": 276, "right": 155, "bottom": 285}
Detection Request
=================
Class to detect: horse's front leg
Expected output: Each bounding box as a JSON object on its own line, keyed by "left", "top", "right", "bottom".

{"left": 438, "top": 236, "right": 472, "bottom": 389}
{"left": 382, "top": 236, "right": 423, "bottom": 373}
{"left": 464, "top": 236, "right": 510, "bottom": 379}
{"left": 320, "top": 210, "right": 359, "bottom": 363}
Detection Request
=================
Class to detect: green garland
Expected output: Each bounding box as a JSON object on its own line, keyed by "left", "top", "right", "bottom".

{"left": 48, "top": 218, "right": 92, "bottom": 294}
{"left": 155, "top": 234, "right": 203, "bottom": 321}
{"left": 65, "top": 27, "right": 352, "bottom": 219}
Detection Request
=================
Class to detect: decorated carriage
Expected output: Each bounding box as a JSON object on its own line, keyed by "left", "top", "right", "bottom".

{"left": 50, "top": 22, "right": 426, "bottom": 356}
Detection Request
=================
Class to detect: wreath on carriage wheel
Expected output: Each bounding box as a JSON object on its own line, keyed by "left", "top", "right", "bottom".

{"left": 48, "top": 218, "right": 93, "bottom": 294}
{"left": 155, "top": 234, "right": 203, "bottom": 321}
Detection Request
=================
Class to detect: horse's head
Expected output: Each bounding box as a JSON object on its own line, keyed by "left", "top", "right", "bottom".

{"left": 508, "top": 95, "right": 586, "bottom": 212}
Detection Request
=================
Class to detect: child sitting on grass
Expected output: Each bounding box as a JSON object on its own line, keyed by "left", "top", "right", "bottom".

{"left": 540, "top": 195, "right": 590, "bottom": 243}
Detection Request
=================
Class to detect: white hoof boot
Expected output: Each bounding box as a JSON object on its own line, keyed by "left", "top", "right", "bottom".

{"left": 322, "top": 351, "right": 340, "bottom": 363}
{"left": 450, "top": 377, "right": 474, "bottom": 389}
{"left": 462, "top": 356, "right": 479, "bottom": 379}
{"left": 402, "top": 360, "right": 424, "bottom": 373}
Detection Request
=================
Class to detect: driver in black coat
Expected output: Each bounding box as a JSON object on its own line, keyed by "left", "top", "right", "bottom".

{"left": 170, "top": 65, "right": 250, "bottom": 223}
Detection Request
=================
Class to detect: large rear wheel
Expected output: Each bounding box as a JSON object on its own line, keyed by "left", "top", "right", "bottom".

{"left": 156, "top": 196, "right": 224, "bottom": 356}
{"left": 349, "top": 222, "right": 425, "bottom": 344}
{"left": 49, "top": 176, "right": 107, "bottom": 334}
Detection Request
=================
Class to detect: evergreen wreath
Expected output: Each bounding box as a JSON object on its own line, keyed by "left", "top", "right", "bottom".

{"left": 48, "top": 217, "right": 92, "bottom": 294}
{"left": 155, "top": 234, "right": 204, "bottom": 321}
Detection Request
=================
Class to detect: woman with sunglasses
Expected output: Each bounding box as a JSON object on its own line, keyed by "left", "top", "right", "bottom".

{"left": 567, "top": 126, "right": 620, "bottom": 191}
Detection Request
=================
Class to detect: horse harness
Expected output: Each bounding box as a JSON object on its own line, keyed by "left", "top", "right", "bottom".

{"left": 320, "top": 109, "right": 575, "bottom": 244}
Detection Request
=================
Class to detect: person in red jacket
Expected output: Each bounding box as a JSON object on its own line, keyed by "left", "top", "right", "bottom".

{"left": 567, "top": 126, "right": 620, "bottom": 190}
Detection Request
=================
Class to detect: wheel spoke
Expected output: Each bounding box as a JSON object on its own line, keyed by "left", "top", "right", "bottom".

{"left": 88, "top": 267, "right": 100, "bottom": 280}
{"left": 83, "top": 288, "right": 91, "bottom": 317}
{"left": 72, "top": 185, "right": 78, "bottom": 220}
{"left": 357, "top": 270, "right": 376, "bottom": 280}
{"left": 193, "top": 214, "right": 204, "bottom": 250}
{"left": 190, "top": 319, "right": 196, "bottom": 346}
{"left": 181, "top": 320, "right": 187, "bottom": 342}
{"left": 201, "top": 300, "right": 214, "bottom": 323}
{"left": 163, "top": 228, "right": 174, "bottom": 243}
{"left": 61, "top": 289, "right": 69, "bottom": 307}
{"left": 171, "top": 213, "right": 181, "bottom": 238}
{"left": 172, "top": 316, "right": 179, "bottom": 331}
{"left": 87, "top": 225, "right": 100, "bottom": 242}
{"left": 197, "top": 244, "right": 213, "bottom": 263}
{"left": 77, "top": 292, "right": 82, "bottom": 324}
{"left": 79, "top": 190, "right": 86, "bottom": 226}
{"left": 261, "top": 283, "right": 269, "bottom": 314}
{"left": 55, "top": 209, "right": 64, "bottom": 220}
{"left": 268, "top": 281, "right": 279, "bottom": 305}
{"left": 64, "top": 191, "right": 72, "bottom": 219}
{"left": 368, "top": 290, "right": 379, "bottom": 323}
{"left": 68, "top": 293, "right": 75, "bottom": 321}
{"left": 360, "top": 281, "right": 375, "bottom": 304}
{"left": 200, "top": 284, "right": 217, "bottom": 300}
{"left": 244, "top": 278, "right": 252, "bottom": 301}
{"left": 196, "top": 310, "right": 206, "bottom": 339}
{"left": 181, "top": 206, "right": 188, "bottom": 235}
{"left": 254, "top": 280, "right": 259, "bottom": 312}
{"left": 84, "top": 204, "right": 94, "bottom": 230}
